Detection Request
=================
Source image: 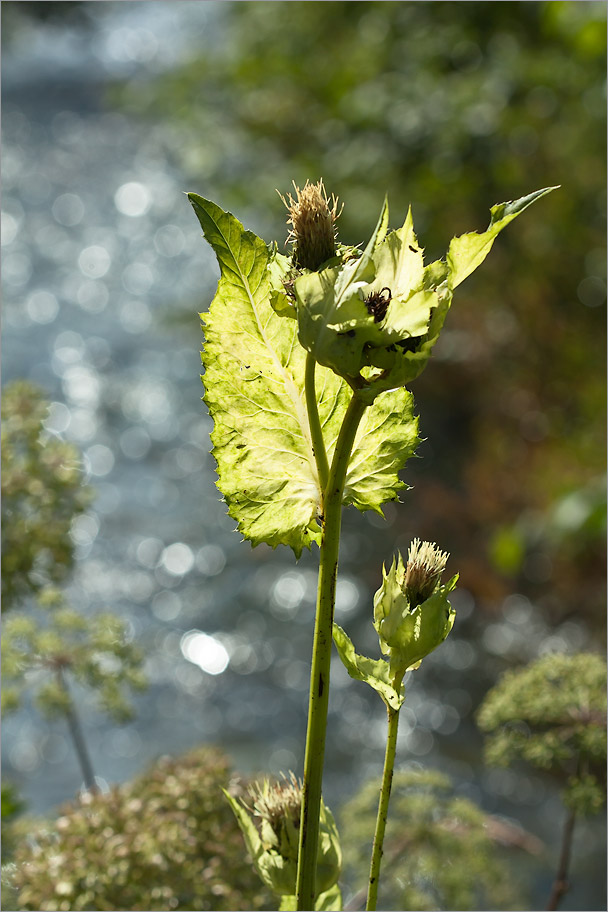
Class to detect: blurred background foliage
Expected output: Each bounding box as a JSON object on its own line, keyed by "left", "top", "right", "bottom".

{"left": 477, "top": 652, "right": 607, "bottom": 815}
{"left": 4, "top": 747, "right": 274, "bottom": 912}
{"left": 1, "top": 381, "right": 92, "bottom": 611}
{"left": 1, "top": 2, "right": 606, "bottom": 909}
{"left": 110, "top": 0, "right": 606, "bottom": 629}
{"left": 340, "top": 767, "right": 531, "bottom": 911}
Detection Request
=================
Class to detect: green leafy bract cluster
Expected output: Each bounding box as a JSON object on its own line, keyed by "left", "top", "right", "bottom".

{"left": 340, "top": 768, "right": 526, "bottom": 911}
{"left": 7, "top": 747, "right": 274, "bottom": 912}
{"left": 477, "top": 652, "right": 607, "bottom": 814}
{"left": 1, "top": 381, "right": 92, "bottom": 611}
{"left": 224, "top": 776, "right": 342, "bottom": 910}
{"left": 290, "top": 189, "right": 556, "bottom": 401}
{"left": 1, "top": 587, "right": 146, "bottom": 723}
{"left": 333, "top": 547, "right": 457, "bottom": 710}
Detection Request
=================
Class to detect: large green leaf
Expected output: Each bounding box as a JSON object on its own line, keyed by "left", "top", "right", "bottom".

{"left": 190, "top": 194, "right": 420, "bottom": 552}
{"left": 190, "top": 193, "right": 324, "bottom": 555}
{"left": 343, "top": 387, "right": 418, "bottom": 514}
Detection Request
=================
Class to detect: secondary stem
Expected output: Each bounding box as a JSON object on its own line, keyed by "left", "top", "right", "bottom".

{"left": 546, "top": 807, "right": 577, "bottom": 911}
{"left": 366, "top": 702, "right": 400, "bottom": 911}
{"left": 296, "top": 390, "right": 367, "bottom": 911}
{"left": 56, "top": 667, "right": 98, "bottom": 793}
{"left": 305, "top": 353, "right": 329, "bottom": 493}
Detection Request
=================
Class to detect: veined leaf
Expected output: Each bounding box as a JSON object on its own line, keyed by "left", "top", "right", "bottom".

{"left": 333, "top": 622, "right": 404, "bottom": 710}
{"left": 190, "top": 195, "right": 420, "bottom": 550}
{"left": 190, "top": 193, "right": 324, "bottom": 556}
{"left": 447, "top": 186, "right": 559, "bottom": 288}
{"left": 343, "top": 387, "right": 418, "bottom": 514}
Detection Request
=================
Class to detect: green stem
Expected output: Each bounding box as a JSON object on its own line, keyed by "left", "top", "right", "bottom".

{"left": 366, "top": 702, "right": 401, "bottom": 911}
{"left": 296, "top": 390, "right": 367, "bottom": 911}
{"left": 305, "top": 353, "right": 329, "bottom": 493}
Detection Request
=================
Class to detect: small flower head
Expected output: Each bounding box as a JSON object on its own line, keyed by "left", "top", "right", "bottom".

{"left": 373, "top": 546, "right": 457, "bottom": 680}
{"left": 248, "top": 772, "right": 301, "bottom": 863}
{"left": 404, "top": 538, "right": 449, "bottom": 608}
{"left": 281, "top": 179, "right": 341, "bottom": 271}
{"left": 224, "top": 772, "right": 342, "bottom": 900}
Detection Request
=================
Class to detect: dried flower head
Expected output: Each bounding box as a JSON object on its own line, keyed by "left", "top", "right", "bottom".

{"left": 280, "top": 180, "right": 341, "bottom": 271}
{"left": 404, "top": 538, "right": 449, "bottom": 608}
{"left": 226, "top": 771, "right": 342, "bottom": 899}
{"left": 248, "top": 771, "right": 302, "bottom": 834}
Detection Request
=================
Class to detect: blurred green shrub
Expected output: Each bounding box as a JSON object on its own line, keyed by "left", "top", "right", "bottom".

{"left": 9, "top": 746, "right": 273, "bottom": 912}
{"left": 340, "top": 767, "right": 526, "bottom": 910}
{"left": 477, "top": 652, "right": 607, "bottom": 814}
{"left": 1, "top": 381, "right": 91, "bottom": 612}
{"left": 1, "top": 586, "right": 146, "bottom": 723}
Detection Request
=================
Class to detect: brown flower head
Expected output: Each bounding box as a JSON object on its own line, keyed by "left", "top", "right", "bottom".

{"left": 248, "top": 771, "right": 302, "bottom": 836}
{"left": 404, "top": 538, "right": 449, "bottom": 608}
{"left": 280, "top": 180, "right": 341, "bottom": 271}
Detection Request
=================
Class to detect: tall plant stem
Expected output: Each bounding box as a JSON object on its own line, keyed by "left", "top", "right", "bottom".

{"left": 56, "top": 668, "right": 98, "bottom": 793}
{"left": 546, "top": 807, "right": 576, "bottom": 911}
{"left": 296, "top": 390, "right": 367, "bottom": 911}
{"left": 305, "top": 353, "right": 329, "bottom": 492}
{"left": 366, "top": 701, "right": 400, "bottom": 911}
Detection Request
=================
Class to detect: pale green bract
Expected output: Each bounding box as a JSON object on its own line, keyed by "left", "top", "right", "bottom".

{"left": 293, "top": 187, "right": 558, "bottom": 399}
{"left": 189, "top": 194, "right": 419, "bottom": 555}
{"left": 223, "top": 789, "right": 342, "bottom": 902}
{"left": 332, "top": 622, "right": 405, "bottom": 710}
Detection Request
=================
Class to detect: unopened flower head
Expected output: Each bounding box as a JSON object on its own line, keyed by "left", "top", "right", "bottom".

{"left": 281, "top": 179, "right": 341, "bottom": 271}
{"left": 373, "top": 548, "right": 457, "bottom": 679}
{"left": 248, "top": 771, "right": 302, "bottom": 837}
{"left": 404, "top": 538, "right": 449, "bottom": 608}
{"left": 225, "top": 771, "right": 342, "bottom": 900}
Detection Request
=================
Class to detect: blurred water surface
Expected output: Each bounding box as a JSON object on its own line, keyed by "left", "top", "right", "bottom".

{"left": 1, "top": 4, "right": 605, "bottom": 910}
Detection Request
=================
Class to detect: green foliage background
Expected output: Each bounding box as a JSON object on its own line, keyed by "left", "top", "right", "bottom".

{"left": 340, "top": 768, "right": 524, "bottom": 911}
{"left": 114, "top": 0, "right": 606, "bottom": 628}
{"left": 1, "top": 382, "right": 92, "bottom": 612}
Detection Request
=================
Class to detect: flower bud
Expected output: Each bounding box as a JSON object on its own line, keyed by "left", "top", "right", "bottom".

{"left": 373, "top": 543, "right": 457, "bottom": 680}
{"left": 281, "top": 180, "right": 340, "bottom": 272}
{"left": 224, "top": 772, "right": 341, "bottom": 900}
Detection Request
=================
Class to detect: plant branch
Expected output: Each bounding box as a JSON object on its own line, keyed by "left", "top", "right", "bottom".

{"left": 305, "top": 352, "right": 329, "bottom": 493}
{"left": 546, "top": 807, "right": 577, "bottom": 911}
{"left": 366, "top": 700, "right": 401, "bottom": 911}
{"left": 57, "top": 668, "right": 98, "bottom": 793}
{"left": 296, "top": 390, "right": 367, "bottom": 911}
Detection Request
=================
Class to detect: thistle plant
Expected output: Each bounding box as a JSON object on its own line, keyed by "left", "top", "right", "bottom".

{"left": 333, "top": 539, "right": 457, "bottom": 909}
{"left": 189, "top": 179, "right": 556, "bottom": 910}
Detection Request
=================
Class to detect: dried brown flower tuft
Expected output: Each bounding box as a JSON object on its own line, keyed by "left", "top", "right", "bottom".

{"left": 404, "top": 538, "right": 449, "bottom": 608}
{"left": 280, "top": 180, "right": 341, "bottom": 271}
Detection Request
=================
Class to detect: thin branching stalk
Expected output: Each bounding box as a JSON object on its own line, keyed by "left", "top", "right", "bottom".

{"left": 546, "top": 807, "right": 576, "bottom": 911}
{"left": 296, "top": 390, "right": 367, "bottom": 911}
{"left": 57, "top": 668, "right": 97, "bottom": 793}
{"left": 366, "top": 684, "right": 402, "bottom": 911}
